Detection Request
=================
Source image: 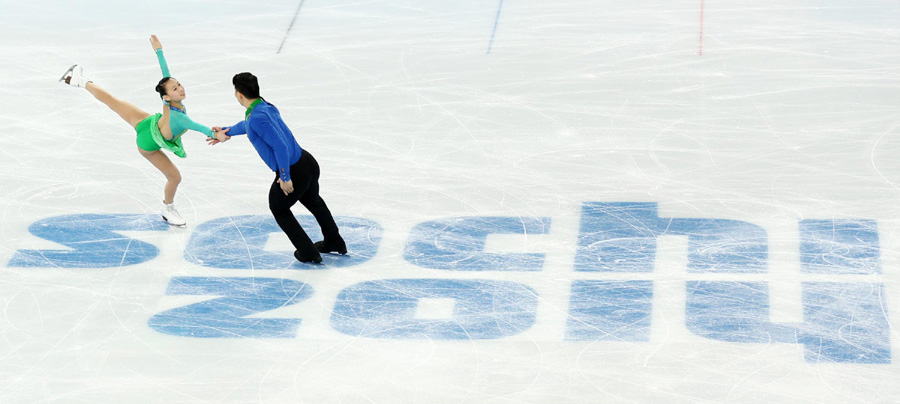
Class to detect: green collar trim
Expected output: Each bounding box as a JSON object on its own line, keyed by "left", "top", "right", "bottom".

{"left": 244, "top": 98, "right": 263, "bottom": 120}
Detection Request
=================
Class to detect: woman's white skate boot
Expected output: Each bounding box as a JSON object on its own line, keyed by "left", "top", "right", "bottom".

{"left": 161, "top": 202, "right": 186, "bottom": 227}
{"left": 59, "top": 65, "right": 91, "bottom": 88}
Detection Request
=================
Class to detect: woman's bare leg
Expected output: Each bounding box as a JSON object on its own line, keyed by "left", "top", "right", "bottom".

{"left": 86, "top": 82, "right": 151, "bottom": 129}
{"left": 139, "top": 148, "right": 181, "bottom": 204}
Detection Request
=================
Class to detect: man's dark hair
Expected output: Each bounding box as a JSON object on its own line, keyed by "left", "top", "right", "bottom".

{"left": 155, "top": 77, "right": 173, "bottom": 99}
{"left": 233, "top": 72, "right": 261, "bottom": 99}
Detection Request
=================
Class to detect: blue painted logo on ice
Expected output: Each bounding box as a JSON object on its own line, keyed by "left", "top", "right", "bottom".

{"left": 7, "top": 202, "right": 890, "bottom": 364}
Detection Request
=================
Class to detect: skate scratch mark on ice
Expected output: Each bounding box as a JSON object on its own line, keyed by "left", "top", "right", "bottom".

{"left": 870, "top": 122, "right": 900, "bottom": 191}
{"left": 487, "top": 0, "right": 505, "bottom": 54}
{"left": 278, "top": 0, "right": 306, "bottom": 54}
{"left": 227, "top": 216, "right": 257, "bottom": 270}
{"left": 698, "top": 0, "right": 705, "bottom": 55}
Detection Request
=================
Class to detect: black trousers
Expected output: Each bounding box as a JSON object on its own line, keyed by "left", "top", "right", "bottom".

{"left": 268, "top": 150, "right": 341, "bottom": 258}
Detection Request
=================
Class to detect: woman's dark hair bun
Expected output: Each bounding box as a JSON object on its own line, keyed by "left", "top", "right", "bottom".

{"left": 155, "top": 77, "right": 172, "bottom": 99}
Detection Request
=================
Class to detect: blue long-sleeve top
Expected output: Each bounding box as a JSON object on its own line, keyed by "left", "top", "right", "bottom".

{"left": 224, "top": 99, "right": 303, "bottom": 182}
{"left": 155, "top": 49, "right": 214, "bottom": 139}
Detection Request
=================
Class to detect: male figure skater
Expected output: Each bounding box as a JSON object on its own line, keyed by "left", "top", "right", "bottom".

{"left": 211, "top": 72, "right": 346, "bottom": 263}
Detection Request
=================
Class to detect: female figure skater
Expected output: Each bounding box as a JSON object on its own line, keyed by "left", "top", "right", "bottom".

{"left": 59, "top": 35, "right": 220, "bottom": 227}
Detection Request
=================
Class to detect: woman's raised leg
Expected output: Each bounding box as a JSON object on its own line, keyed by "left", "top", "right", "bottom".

{"left": 86, "top": 82, "right": 152, "bottom": 129}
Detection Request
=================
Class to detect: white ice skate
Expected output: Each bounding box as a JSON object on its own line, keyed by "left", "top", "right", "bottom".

{"left": 161, "top": 202, "right": 186, "bottom": 227}
{"left": 59, "top": 64, "right": 90, "bottom": 88}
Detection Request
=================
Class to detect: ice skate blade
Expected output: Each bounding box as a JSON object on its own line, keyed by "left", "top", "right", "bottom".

{"left": 162, "top": 216, "right": 186, "bottom": 228}
{"left": 59, "top": 64, "right": 76, "bottom": 82}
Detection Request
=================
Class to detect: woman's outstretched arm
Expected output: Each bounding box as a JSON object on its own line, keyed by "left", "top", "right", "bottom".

{"left": 150, "top": 35, "right": 171, "bottom": 77}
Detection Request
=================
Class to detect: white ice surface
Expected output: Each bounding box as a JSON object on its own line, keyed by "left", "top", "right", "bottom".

{"left": 1, "top": 0, "right": 900, "bottom": 403}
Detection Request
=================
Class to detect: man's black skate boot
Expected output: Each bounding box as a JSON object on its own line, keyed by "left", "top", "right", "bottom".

{"left": 314, "top": 238, "right": 347, "bottom": 255}
{"left": 294, "top": 250, "right": 323, "bottom": 264}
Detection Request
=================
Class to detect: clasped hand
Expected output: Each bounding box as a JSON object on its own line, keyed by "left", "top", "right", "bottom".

{"left": 207, "top": 127, "right": 231, "bottom": 145}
